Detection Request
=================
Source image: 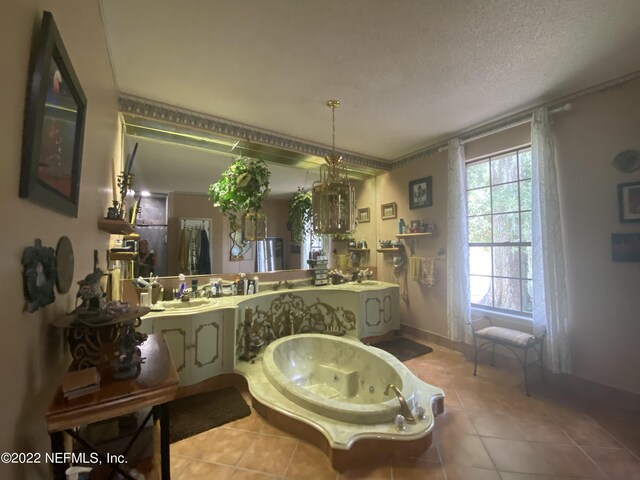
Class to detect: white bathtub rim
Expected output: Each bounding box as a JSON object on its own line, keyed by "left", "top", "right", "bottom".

{"left": 236, "top": 355, "right": 445, "bottom": 450}
{"left": 262, "top": 334, "right": 416, "bottom": 424}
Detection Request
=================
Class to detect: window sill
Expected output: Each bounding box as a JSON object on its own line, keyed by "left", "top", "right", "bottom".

{"left": 471, "top": 307, "right": 533, "bottom": 332}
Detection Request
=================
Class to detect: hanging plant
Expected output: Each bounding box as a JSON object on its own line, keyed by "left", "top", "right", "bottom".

{"left": 208, "top": 156, "right": 271, "bottom": 232}
{"left": 288, "top": 187, "right": 313, "bottom": 246}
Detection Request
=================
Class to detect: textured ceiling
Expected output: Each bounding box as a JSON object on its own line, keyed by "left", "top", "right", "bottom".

{"left": 101, "top": 0, "right": 640, "bottom": 161}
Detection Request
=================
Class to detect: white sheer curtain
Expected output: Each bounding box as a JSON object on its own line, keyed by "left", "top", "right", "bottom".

{"left": 531, "top": 107, "right": 571, "bottom": 374}
{"left": 446, "top": 138, "right": 471, "bottom": 343}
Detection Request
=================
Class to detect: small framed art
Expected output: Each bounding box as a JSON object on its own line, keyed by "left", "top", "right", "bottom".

{"left": 381, "top": 202, "right": 397, "bottom": 220}
{"left": 617, "top": 181, "right": 640, "bottom": 223}
{"left": 357, "top": 207, "right": 371, "bottom": 223}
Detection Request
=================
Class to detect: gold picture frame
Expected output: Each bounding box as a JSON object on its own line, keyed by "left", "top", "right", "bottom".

{"left": 357, "top": 207, "right": 370, "bottom": 223}
{"left": 381, "top": 202, "right": 397, "bottom": 220}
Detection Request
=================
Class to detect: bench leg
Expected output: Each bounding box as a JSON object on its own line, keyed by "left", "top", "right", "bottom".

{"left": 539, "top": 338, "right": 546, "bottom": 385}
{"left": 523, "top": 347, "right": 530, "bottom": 396}
{"left": 472, "top": 337, "right": 479, "bottom": 376}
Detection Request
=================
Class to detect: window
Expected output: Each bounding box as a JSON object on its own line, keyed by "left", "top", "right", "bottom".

{"left": 466, "top": 146, "right": 532, "bottom": 316}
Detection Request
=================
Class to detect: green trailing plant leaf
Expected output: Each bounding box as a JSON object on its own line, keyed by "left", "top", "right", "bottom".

{"left": 208, "top": 156, "right": 271, "bottom": 232}
{"left": 288, "top": 187, "right": 313, "bottom": 246}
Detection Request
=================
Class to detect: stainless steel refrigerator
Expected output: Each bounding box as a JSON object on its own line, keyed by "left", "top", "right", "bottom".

{"left": 255, "top": 237, "right": 285, "bottom": 272}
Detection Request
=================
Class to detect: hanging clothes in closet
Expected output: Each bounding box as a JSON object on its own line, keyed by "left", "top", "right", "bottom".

{"left": 178, "top": 219, "right": 212, "bottom": 275}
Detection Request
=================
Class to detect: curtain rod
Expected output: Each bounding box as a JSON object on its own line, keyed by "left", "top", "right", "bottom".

{"left": 456, "top": 103, "right": 572, "bottom": 146}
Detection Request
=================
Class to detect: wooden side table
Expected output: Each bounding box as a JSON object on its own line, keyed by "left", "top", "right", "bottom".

{"left": 46, "top": 334, "right": 178, "bottom": 479}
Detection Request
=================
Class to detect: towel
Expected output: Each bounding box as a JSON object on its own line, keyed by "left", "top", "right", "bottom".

{"left": 199, "top": 228, "right": 211, "bottom": 274}
{"left": 110, "top": 268, "right": 121, "bottom": 301}
{"left": 409, "top": 256, "right": 424, "bottom": 282}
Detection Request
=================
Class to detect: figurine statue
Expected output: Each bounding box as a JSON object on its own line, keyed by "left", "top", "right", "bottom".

{"left": 75, "top": 268, "right": 108, "bottom": 316}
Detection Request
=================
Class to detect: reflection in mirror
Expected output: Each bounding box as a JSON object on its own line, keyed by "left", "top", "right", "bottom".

{"left": 121, "top": 108, "right": 381, "bottom": 276}
{"left": 230, "top": 231, "right": 252, "bottom": 260}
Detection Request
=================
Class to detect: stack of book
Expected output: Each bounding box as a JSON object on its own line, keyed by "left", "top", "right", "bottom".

{"left": 62, "top": 367, "right": 101, "bottom": 400}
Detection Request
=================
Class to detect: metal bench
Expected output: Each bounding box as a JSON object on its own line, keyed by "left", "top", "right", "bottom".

{"left": 467, "top": 317, "right": 546, "bottom": 396}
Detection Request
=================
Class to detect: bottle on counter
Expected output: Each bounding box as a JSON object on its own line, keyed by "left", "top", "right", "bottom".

{"left": 253, "top": 276, "right": 259, "bottom": 293}
{"left": 241, "top": 273, "right": 248, "bottom": 295}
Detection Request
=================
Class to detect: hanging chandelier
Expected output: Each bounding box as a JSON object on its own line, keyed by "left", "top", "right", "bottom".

{"left": 312, "top": 100, "right": 355, "bottom": 235}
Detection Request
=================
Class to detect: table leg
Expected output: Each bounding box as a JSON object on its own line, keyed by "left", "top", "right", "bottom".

{"left": 50, "top": 431, "right": 67, "bottom": 480}
{"left": 159, "top": 403, "right": 170, "bottom": 480}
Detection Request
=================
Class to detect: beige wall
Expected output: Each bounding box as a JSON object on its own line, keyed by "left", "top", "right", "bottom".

{"left": 376, "top": 152, "right": 450, "bottom": 336}
{"left": 0, "top": 0, "right": 119, "bottom": 477}
{"left": 553, "top": 78, "right": 640, "bottom": 394}
{"left": 168, "top": 193, "right": 293, "bottom": 276}
{"left": 381, "top": 79, "right": 640, "bottom": 395}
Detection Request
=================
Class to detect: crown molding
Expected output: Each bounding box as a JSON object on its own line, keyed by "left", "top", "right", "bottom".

{"left": 118, "top": 95, "right": 392, "bottom": 173}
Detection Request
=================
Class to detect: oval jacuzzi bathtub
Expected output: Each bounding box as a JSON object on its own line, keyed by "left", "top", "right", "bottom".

{"left": 262, "top": 333, "right": 416, "bottom": 424}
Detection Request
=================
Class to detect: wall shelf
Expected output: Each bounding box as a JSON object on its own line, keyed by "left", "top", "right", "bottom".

{"left": 108, "top": 251, "right": 138, "bottom": 261}
{"left": 396, "top": 232, "right": 433, "bottom": 255}
{"left": 98, "top": 218, "right": 135, "bottom": 235}
{"left": 396, "top": 233, "right": 433, "bottom": 239}
{"left": 377, "top": 247, "right": 401, "bottom": 253}
{"left": 348, "top": 248, "right": 370, "bottom": 252}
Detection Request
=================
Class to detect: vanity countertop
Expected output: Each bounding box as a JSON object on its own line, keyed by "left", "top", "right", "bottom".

{"left": 144, "top": 281, "right": 398, "bottom": 318}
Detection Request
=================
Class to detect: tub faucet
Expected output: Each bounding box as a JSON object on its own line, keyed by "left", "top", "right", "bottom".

{"left": 384, "top": 384, "right": 416, "bottom": 424}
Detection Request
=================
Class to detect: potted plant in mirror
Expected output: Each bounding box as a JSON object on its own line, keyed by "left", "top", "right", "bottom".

{"left": 288, "top": 187, "right": 313, "bottom": 246}
{"left": 208, "top": 156, "right": 271, "bottom": 239}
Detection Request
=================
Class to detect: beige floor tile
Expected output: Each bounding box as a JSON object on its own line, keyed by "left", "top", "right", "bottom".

{"left": 391, "top": 457, "right": 446, "bottom": 480}
{"left": 409, "top": 441, "right": 441, "bottom": 464}
{"left": 510, "top": 416, "right": 573, "bottom": 444}
{"left": 436, "top": 433, "right": 494, "bottom": 469}
{"left": 164, "top": 343, "right": 639, "bottom": 479}
{"left": 456, "top": 389, "right": 505, "bottom": 413}
{"left": 338, "top": 460, "right": 392, "bottom": 480}
{"left": 434, "top": 407, "right": 477, "bottom": 437}
{"left": 498, "top": 473, "right": 554, "bottom": 480}
{"left": 443, "top": 463, "right": 500, "bottom": 480}
{"left": 582, "top": 446, "right": 640, "bottom": 479}
{"left": 175, "top": 459, "right": 235, "bottom": 480}
{"left": 481, "top": 437, "right": 550, "bottom": 475}
{"left": 468, "top": 412, "right": 526, "bottom": 440}
{"left": 226, "top": 408, "right": 267, "bottom": 433}
{"left": 441, "top": 387, "right": 463, "bottom": 409}
{"left": 494, "top": 393, "right": 549, "bottom": 418}
{"left": 170, "top": 454, "right": 190, "bottom": 477}
{"left": 285, "top": 441, "right": 337, "bottom": 480}
{"left": 184, "top": 427, "right": 258, "bottom": 466}
{"left": 230, "top": 468, "right": 283, "bottom": 479}
{"left": 237, "top": 433, "right": 298, "bottom": 476}
{"left": 259, "top": 420, "right": 297, "bottom": 438}
{"left": 557, "top": 418, "right": 621, "bottom": 448}
{"left": 529, "top": 442, "right": 606, "bottom": 478}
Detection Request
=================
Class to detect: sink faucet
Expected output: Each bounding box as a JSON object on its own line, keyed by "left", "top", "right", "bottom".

{"left": 384, "top": 384, "right": 416, "bottom": 424}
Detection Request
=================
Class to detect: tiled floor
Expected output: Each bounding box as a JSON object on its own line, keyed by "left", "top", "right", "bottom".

{"left": 169, "top": 338, "right": 640, "bottom": 479}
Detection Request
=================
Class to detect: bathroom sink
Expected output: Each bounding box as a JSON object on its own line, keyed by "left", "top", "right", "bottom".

{"left": 357, "top": 281, "right": 384, "bottom": 287}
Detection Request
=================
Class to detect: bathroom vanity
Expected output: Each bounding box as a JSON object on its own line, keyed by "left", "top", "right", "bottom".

{"left": 137, "top": 281, "right": 399, "bottom": 386}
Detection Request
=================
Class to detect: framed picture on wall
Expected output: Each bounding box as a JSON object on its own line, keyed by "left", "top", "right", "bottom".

{"left": 19, "top": 11, "right": 87, "bottom": 217}
{"left": 409, "top": 176, "right": 433, "bottom": 209}
{"left": 381, "top": 202, "right": 397, "bottom": 220}
{"left": 611, "top": 233, "right": 640, "bottom": 262}
{"left": 357, "top": 207, "right": 370, "bottom": 223}
{"left": 618, "top": 181, "right": 640, "bottom": 223}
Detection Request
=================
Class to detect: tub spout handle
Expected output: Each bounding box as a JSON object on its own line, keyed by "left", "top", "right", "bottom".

{"left": 384, "top": 384, "right": 416, "bottom": 424}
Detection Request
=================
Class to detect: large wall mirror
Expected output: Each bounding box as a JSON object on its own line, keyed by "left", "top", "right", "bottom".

{"left": 120, "top": 98, "right": 381, "bottom": 277}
